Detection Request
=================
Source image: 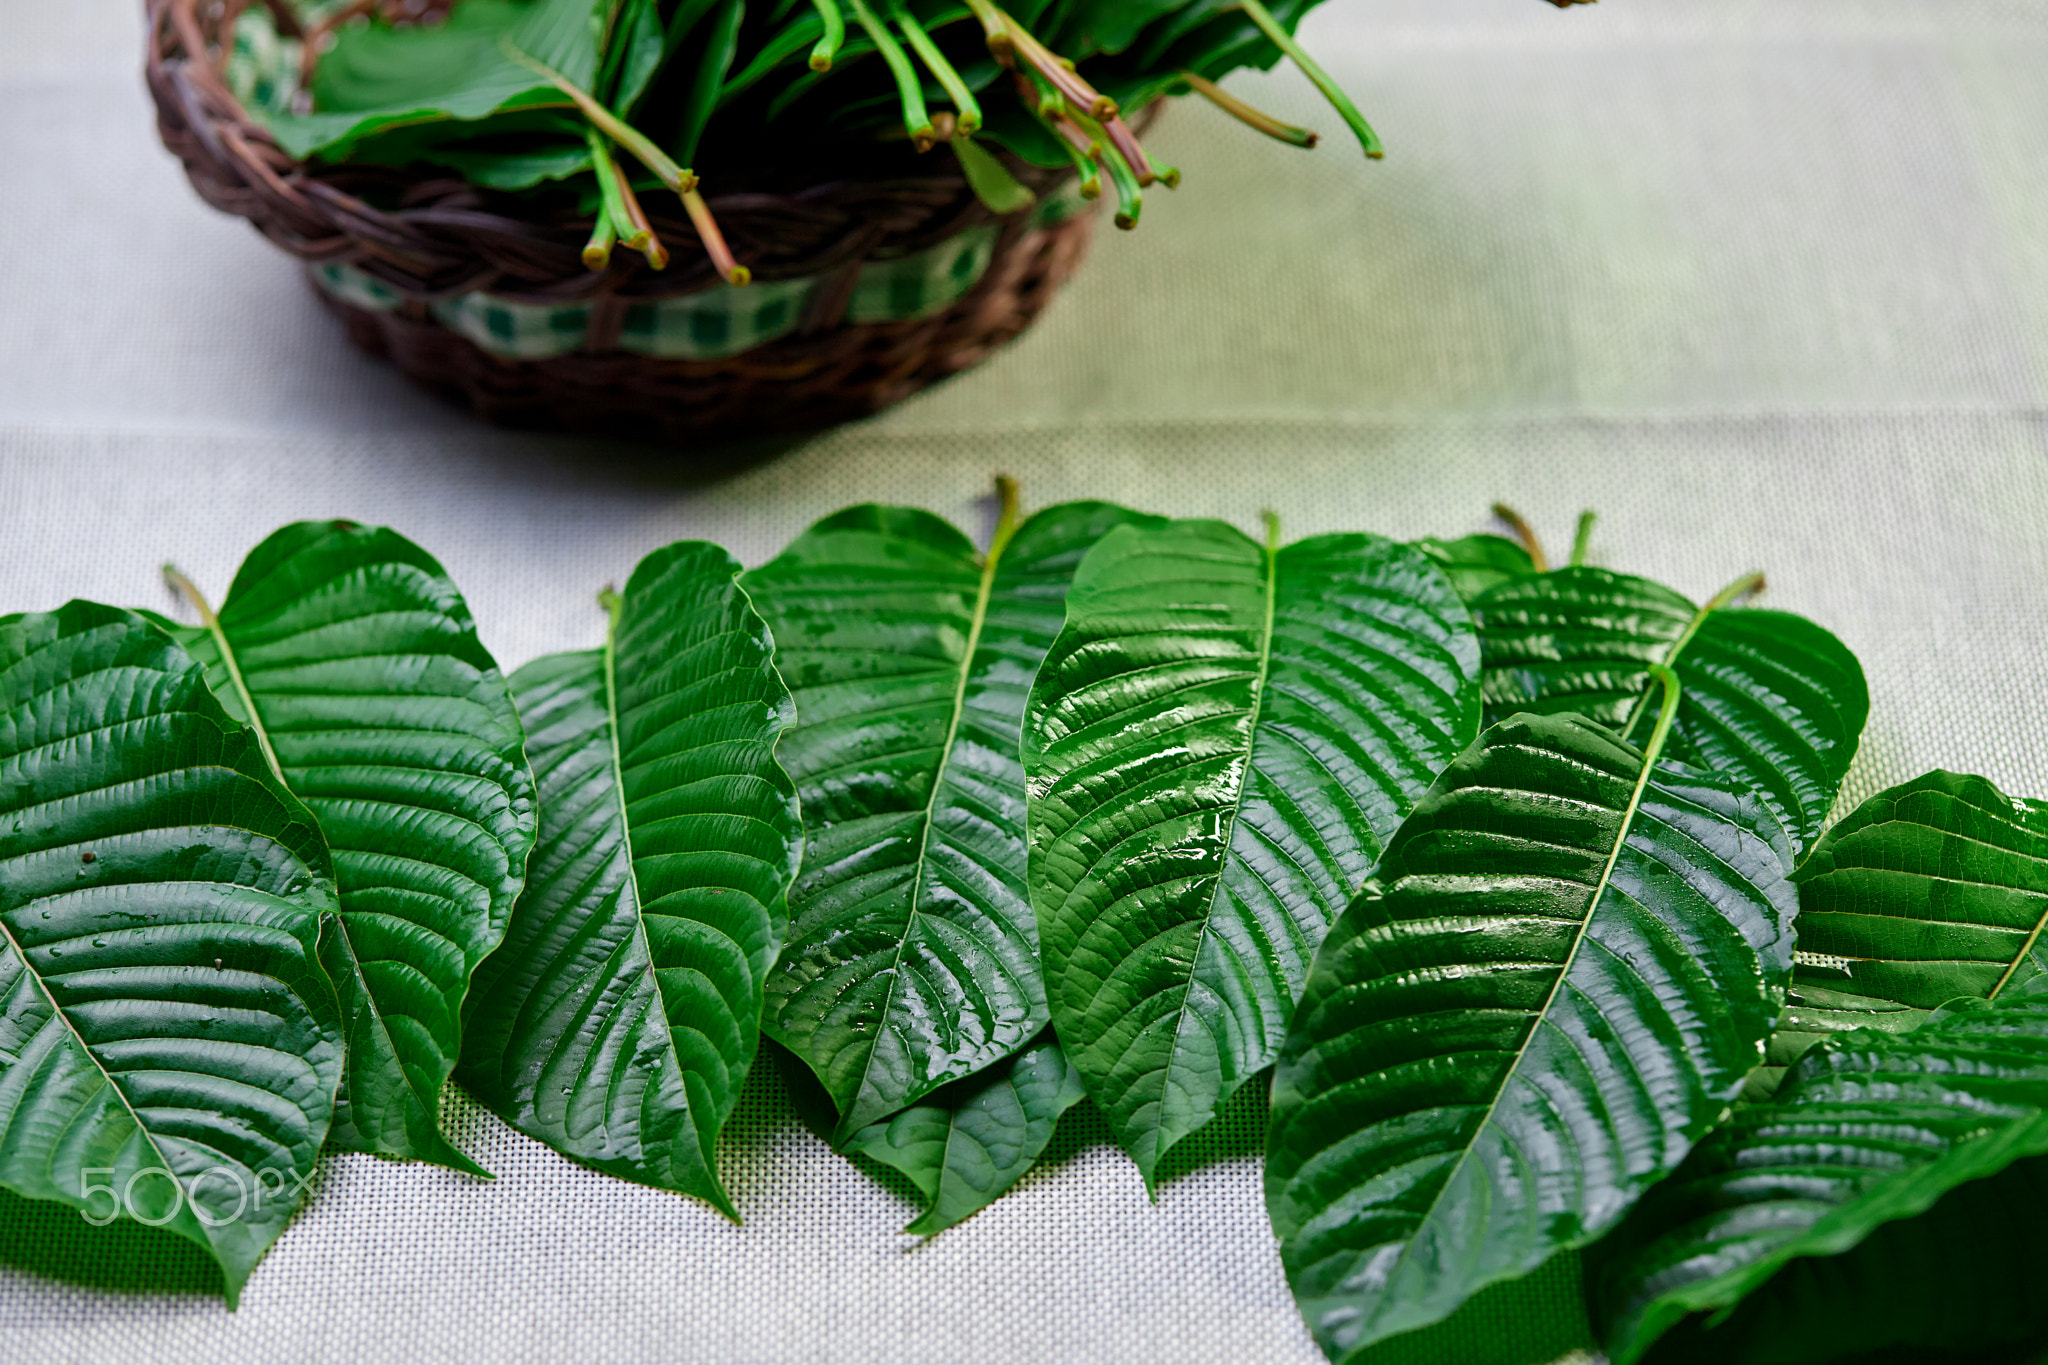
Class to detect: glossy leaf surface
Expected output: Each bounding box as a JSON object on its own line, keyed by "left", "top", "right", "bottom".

{"left": 156, "top": 521, "right": 536, "bottom": 1176}
{"left": 1266, "top": 710, "right": 1797, "bottom": 1360}
{"left": 1026, "top": 520, "right": 1482, "bottom": 1185}
{"left": 842, "top": 1029, "right": 1086, "bottom": 1235}
{"left": 1593, "top": 985, "right": 2048, "bottom": 1365}
{"left": 1743, "top": 982, "right": 1929, "bottom": 1103}
{"left": 0, "top": 602, "right": 343, "bottom": 1306}
{"left": 460, "top": 542, "right": 800, "bottom": 1212}
{"left": 262, "top": 0, "right": 612, "bottom": 161}
{"left": 749, "top": 501, "right": 1161, "bottom": 1141}
{"left": 1414, "top": 533, "right": 1537, "bottom": 602}
{"left": 1792, "top": 769, "right": 2048, "bottom": 1010}
{"left": 1474, "top": 567, "right": 1867, "bottom": 851}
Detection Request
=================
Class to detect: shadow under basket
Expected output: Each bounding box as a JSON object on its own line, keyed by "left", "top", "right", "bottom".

{"left": 144, "top": 0, "right": 1102, "bottom": 443}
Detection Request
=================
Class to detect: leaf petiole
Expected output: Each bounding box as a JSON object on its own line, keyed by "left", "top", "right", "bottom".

{"left": 807, "top": 0, "right": 845, "bottom": 69}
{"left": 995, "top": 7, "right": 1116, "bottom": 120}
{"left": 683, "top": 186, "right": 751, "bottom": 285}
{"left": 501, "top": 39, "right": 695, "bottom": 193}
{"left": 846, "top": 0, "right": 936, "bottom": 150}
{"left": 1491, "top": 502, "right": 1549, "bottom": 572}
{"left": 889, "top": 0, "right": 983, "bottom": 135}
{"left": 1570, "top": 509, "right": 1597, "bottom": 567}
{"left": 1182, "top": 70, "right": 1319, "bottom": 148}
{"left": 162, "top": 563, "right": 284, "bottom": 783}
{"left": 961, "top": 0, "right": 1012, "bottom": 63}
{"left": 1617, "top": 571, "right": 1766, "bottom": 744}
{"left": 1236, "top": 0, "right": 1382, "bottom": 159}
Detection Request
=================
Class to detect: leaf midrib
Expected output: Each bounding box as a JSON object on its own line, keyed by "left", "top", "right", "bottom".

{"left": 1377, "top": 698, "right": 1682, "bottom": 1319}
{"left": 1142, "top": 529, "right": 1282, "bottom": 1175}
{"left": 839, "top": 535, "right": 1015, "bottom": 1129}
{"left": 188, "top": 579, "right": 426, "bottom": 1145}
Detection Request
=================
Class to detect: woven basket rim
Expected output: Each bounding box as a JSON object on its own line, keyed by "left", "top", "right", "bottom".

{"left": 145, "top": 0, "right": 1082, "bottom": 301}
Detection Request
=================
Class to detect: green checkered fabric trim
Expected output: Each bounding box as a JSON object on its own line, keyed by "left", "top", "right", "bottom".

{"left": 221, "top": 6, "right": 304, "bottom": 121}
{"left": 617, "top": 276, "right": 813, "bottom": 359}
{"left": 311, "top": 194, "right": 1092, "bottom": 360}
{"left": 311, "top": 263, "right": 405, "bottom": 315}
{"left": 846, "top": 226, "right": 1000, "bottom": 325}
{"left": 252, "top": 0, "right": 1098, "bottom": 359}
{"left": 428, "top": 293, "right": 594, "bottom": 361}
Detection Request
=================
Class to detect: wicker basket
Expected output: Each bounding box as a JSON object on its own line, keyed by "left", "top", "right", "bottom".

{"left": 144, "top": 0, "right": 1101, "bottom": 440}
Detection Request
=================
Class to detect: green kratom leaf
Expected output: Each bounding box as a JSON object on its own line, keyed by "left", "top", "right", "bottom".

{"left": 0, "top": 602, "right": 344, "bottom": 1307}
{"left": 1743, "top": 981, "right": 1929, "bottom": 1103}
{"left": 1474, "top": 567, "right": 1868, "bottom": 852}
{"left": 459, "top": 541, "right": 801, "bottom": 1212}
{"left": 747, "top": 495, "right": 1163, "bottom": 1142}
{"left": 1592, "top": 984, "right": 2048, "bottom": 1365}
{"left": 260, "top": 0, "right": 613, "bottom": 162}
{"left": 1414, "top": 532, "right": 1537, "bottom": 603}
{"left": 1738, "top": 770, "right": 2048, "bottom": 1101}
{"left": 1265, "top": 701, "right": 1797, "bottom": 1360}
{"left": 1792, "top": 769, "right": 2048, "bottom": 1010}
{"left": 841, "top": 1028, "right": 1086, "bottom": 1235}
{"left": 152, "top": 521, "right": 536, "bottom": 1177}
{"left": 1024, "top": 518, "right": 1482, "bottom": 1187}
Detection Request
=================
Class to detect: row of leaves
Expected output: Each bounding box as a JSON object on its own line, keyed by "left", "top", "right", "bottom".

{"left": 1, "top": 491, "right": 2043, "bottom": 1365}
{"left": 245, "top": 0, "right": 1457, "bottom": 276}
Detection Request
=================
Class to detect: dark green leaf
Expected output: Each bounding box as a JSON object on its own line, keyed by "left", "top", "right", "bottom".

{"left": 1592, "top": 984, "right": 2048, "bottom": 1365}
{"left": 0, "top": 602, "right": 344, "bottom": 1306}
{"left": 1743, "top": 981, "right": 1929, "bottom": 1103}
{"left": 1026, "top": 519, "right": 1482, "bottom": 1187}
{"left": 153, "top": 521, "right": 535, "bottom": 1177}
{"left": 747, "top": 500, "right": 1163, "bottom": 1142}
{"left": 841, "top": 1028, "right": 1086, "bottom": 1235}
{"left": 459, "top": 541, "right": 801, "bottom": 1213}
{"left": 1793, "top": 769, "right": 2048, "bottom": 1010}
{"left": 1266, "top": 707, "right": 1797, "bottom": 1360}
{"left": 1474, "top": 567, "right": 1867, "bottom": 851}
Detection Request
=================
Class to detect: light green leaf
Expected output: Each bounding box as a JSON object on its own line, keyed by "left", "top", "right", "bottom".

{"left": 1592, "top": 984, "right": 2048, "bottom": 1365}
{"left": 747, "top": 497, "right": 1163, "bottom": 1143}
{"left": 952, "top": 137, "right": 1037, "bottom": 216}
{"left": 459, "top": 541, "right": 801, "bottom": 1213}
{"left": 258, "top": 0, "right": 614, "bottom": 162}
{"left": 1474, "top": 567, "right": 1868, "bottom": 852}
{"left": 0, "top": 602, "right": 343, "bottom": 1307}
{"left": 153, "top": 521, "right": 535, "bottom": 1177}
{"left": 842, "top": 1028, "right": 1086, "bottom": 1235}
{"left": 1025, "top": 518, "right": 1483, "bottom": 1187}
{"left": 1265, "top": 702, "right": 1797, "bottom": 1360}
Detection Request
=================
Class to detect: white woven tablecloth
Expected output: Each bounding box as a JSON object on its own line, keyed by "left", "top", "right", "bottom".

{"left": 2, "top": 3, "right": 2046, "bottom": 1362}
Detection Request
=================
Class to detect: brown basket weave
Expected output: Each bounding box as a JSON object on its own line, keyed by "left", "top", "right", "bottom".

{"left": 144, "top": 0, "right": 1099, "bottom": 440}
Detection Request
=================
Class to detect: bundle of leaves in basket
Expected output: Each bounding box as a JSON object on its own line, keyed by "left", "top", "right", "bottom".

{"left": 147, "top": 0, "right": 1588, "bottom": 438}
